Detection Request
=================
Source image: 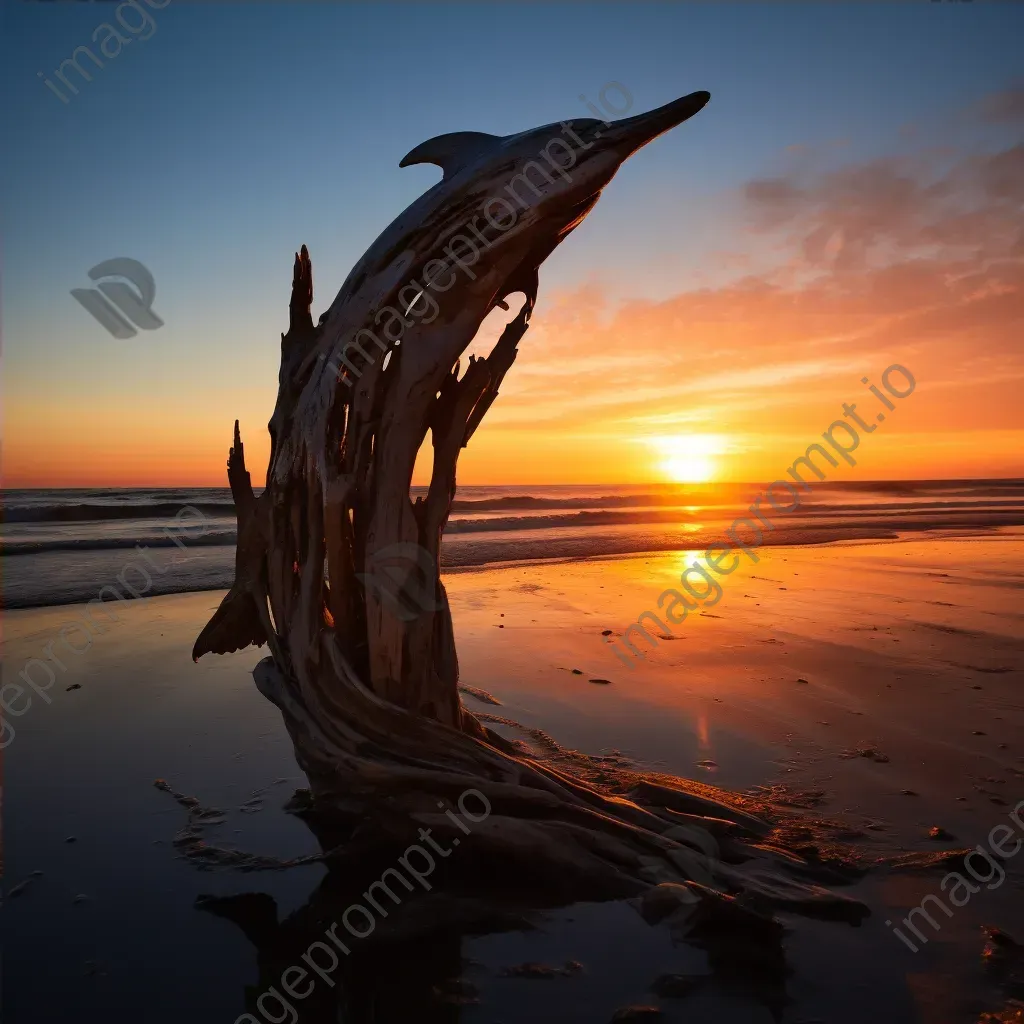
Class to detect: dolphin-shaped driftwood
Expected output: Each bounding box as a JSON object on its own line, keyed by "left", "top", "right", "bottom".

{"left": 197, "top": 90, "right": 712, "bottom": 702}
{"left": 192, "top": 89, "right": 868, "bottom": 940}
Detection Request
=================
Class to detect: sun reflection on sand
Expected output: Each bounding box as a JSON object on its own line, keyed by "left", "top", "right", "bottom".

{"left": 696, "top": 711, "right": 711, "bottom": 751}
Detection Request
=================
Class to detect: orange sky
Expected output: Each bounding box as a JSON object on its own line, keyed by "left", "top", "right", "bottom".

{"left": 6, "top": 88, "right": 1023, "bottom": 488}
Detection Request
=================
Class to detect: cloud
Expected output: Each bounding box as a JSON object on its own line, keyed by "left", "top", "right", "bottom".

{"left": 473, "top": 81, "right": 1024, "bottom": 479}
{"left": 974, "top": 81, "right": 1024, "bottom": 124}
{"left": 743, "top": 143, "right": 1022, "bottom": 275}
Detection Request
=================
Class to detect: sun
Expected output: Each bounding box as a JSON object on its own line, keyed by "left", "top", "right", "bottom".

{"left": 651, "top": 435, "right": 724, "bottom": 483}
{"left": 662, "top": 450, "right": 715, "bottom": 483}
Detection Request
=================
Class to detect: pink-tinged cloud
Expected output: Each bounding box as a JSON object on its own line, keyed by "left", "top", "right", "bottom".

{"left": 454, "top": 94, "right": 1024, "bottom": 482}
{"left": 974, "top": 80, "right": 1024, "bottom": 124}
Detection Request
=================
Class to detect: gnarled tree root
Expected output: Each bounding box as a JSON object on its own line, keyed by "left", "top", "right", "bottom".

{"left": 249, "top": 652, "right": 869, "bottom": 926}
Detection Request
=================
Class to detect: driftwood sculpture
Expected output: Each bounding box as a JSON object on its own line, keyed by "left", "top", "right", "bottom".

{"left": 194, "top": 91, "right": 865, "bottom": 925}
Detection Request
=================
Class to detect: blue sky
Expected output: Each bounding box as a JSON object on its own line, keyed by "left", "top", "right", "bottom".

{"left": 3, "top": 1, "right": 1022, "bottom": 484}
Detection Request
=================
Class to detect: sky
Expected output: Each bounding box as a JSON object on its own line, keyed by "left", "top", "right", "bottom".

{"left": 2, "top": 1, "right": 1022, "bottom": 487}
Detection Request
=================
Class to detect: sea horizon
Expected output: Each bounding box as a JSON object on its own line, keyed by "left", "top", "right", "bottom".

{"left": 5, "top": 478, "right": 1024, "bottom": 609}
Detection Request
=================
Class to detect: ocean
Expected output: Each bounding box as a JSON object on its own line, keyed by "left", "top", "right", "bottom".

{"left": 4, "top": 480, "right": 1024, "bottom": 609}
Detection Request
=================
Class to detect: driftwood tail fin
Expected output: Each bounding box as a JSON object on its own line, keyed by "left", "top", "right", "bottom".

{"left": 192, "top": 586, "right": 268, "bottom": 662}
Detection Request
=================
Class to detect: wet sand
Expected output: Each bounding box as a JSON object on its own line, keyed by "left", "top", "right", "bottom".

{"left": 4, "top": 530, "right": 1023, "bottom": 1023}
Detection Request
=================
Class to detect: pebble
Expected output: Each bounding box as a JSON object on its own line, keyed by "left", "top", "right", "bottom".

{"left": 611, "top": 1008, "right": 663, "bottom": 1023}
{"left": 499, "top": 962, "right": 573, "bottom": 979}
{"left": 840, "top": 747, "right": 889, "bottom": 763}
{"left": 651, "top": 973, "right": 701, "bottom": 997}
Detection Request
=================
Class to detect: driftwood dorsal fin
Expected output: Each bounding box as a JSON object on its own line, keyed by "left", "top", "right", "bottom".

{"left": 399, "top": 131, "right": 501, "bottom": 180}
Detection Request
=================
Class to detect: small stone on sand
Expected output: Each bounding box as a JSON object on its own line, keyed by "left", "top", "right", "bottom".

{"left": 840, "top": 746, "right": 890, "bottom": 763}
{"left": 611, "top": 1008, "right": 663, "bottom": 1023}
{"left": 651, "top": 973, "right": 701, "bottom": 997}
{"left": 500, "top": 962, "right": 570, "bottom": 979}
{"left": 431, "top": 978, "right": 479, "bottom": 1005}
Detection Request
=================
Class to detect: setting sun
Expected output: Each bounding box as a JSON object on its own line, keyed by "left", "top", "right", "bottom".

{"left": 651, "top": 435, "right": 724, "bottom": 483}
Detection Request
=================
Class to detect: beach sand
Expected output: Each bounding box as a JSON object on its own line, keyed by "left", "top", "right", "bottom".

{"left": 4, "top": 531, "right": 1023, "bottom": 1023}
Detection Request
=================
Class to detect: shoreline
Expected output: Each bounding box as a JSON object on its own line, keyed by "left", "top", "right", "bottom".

{"left": 4, "top": 530, "right": 1024, "bottom": 1021}
{"left": 4, "top": 519, "right": 1024, "bottom": 612}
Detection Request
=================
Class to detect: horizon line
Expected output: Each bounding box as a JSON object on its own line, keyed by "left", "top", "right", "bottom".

{"left": 7, "top": 476, "right": 1024, "bottom": 492}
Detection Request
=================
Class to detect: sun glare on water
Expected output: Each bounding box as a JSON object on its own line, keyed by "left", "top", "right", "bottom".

{"left": 652, "top": 435, "right": 724, "bottom": 484}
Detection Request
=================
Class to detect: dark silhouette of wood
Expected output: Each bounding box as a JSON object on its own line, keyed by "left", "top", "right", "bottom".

{"left": 193, "top": 92, "right": 867, "bottom": 927}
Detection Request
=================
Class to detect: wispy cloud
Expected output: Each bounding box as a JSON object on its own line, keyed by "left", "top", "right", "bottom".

{"left": 462, "top": 84, "right": 1024, "bottom": 480}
